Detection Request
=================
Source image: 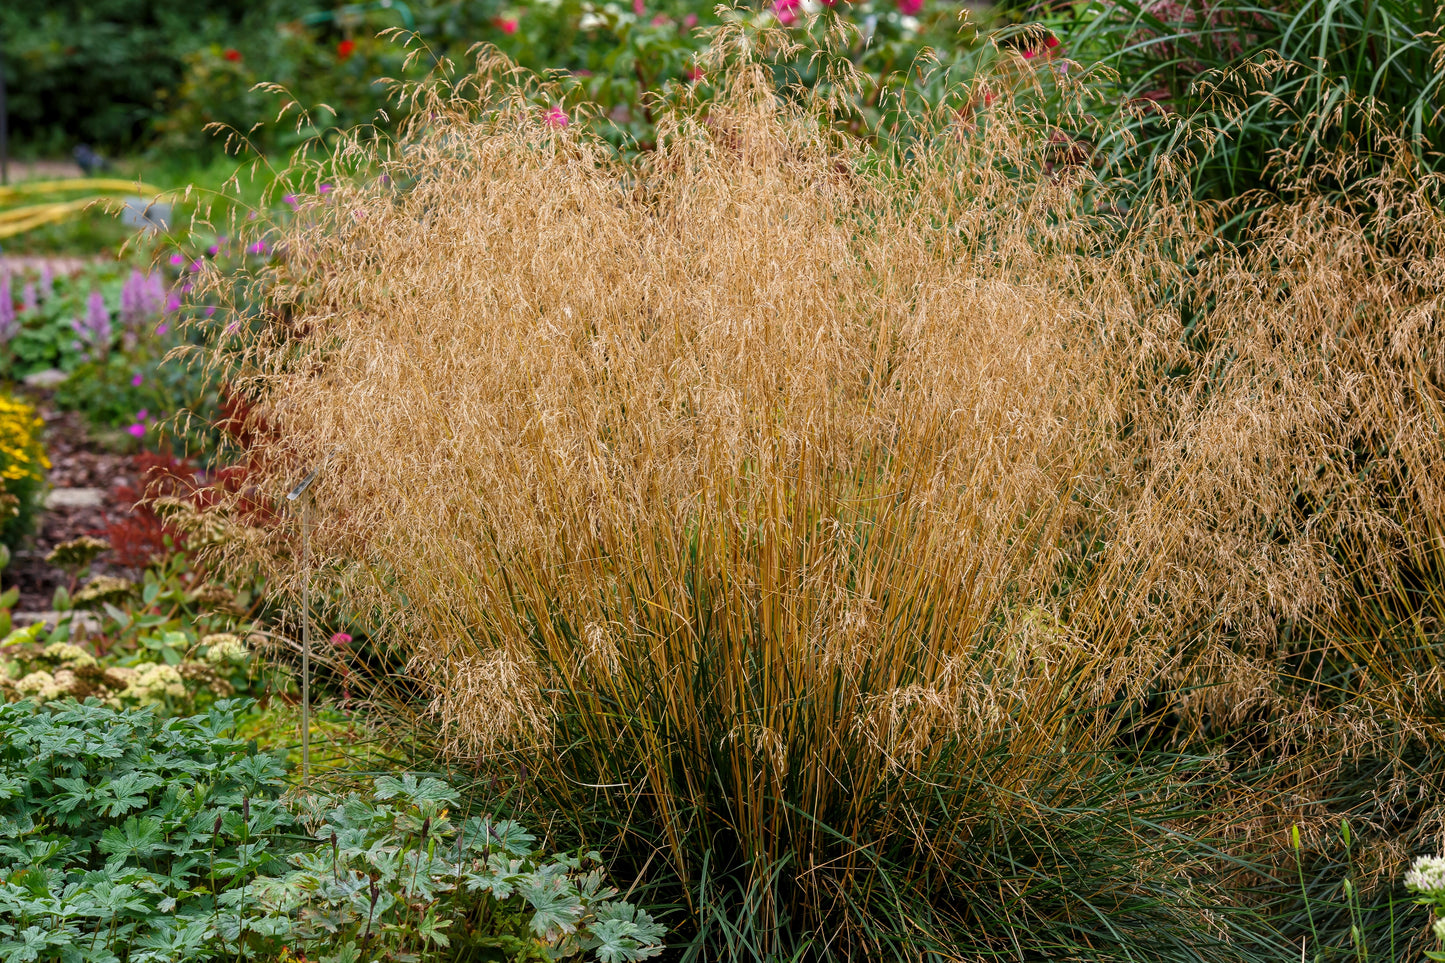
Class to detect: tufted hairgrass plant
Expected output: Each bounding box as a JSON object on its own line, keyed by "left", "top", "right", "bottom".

{"left": 190, "top": 31, "right": 1445, "bottom": 960}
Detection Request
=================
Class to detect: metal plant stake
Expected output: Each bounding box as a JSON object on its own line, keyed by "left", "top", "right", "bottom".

{"left": 287, "top": 462, "right": 324, "bottom": 785}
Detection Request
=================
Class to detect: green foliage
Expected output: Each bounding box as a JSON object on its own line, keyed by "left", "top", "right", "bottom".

{"left": 53, "top": 343, "right": 221, "bottom": 448}
{"left": 1059, "top": 0, "right": 1445, "bottom": 201}
{"left": 4, "top": 262, "right": 141, "bottom": 378}
{"left": 0, "top": 698, "right": 663, "bottom": 963}
{"left": 157, "top": 0, "right": 994, "bottom": 157}
{"left": 1, "top": 549, "right": 271, "bottom": 712}
{"left": 0, "top": 0, "right": 313, "bottom": 152}
{"left": 248, "top": 774, "right": 666, "bottom": 962}
{"left": 0, "top": 699, "right": 293, "bottom": 962}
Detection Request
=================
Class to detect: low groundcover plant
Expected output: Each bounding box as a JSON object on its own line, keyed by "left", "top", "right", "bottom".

{"left": 0, "top": 699, "right": 662, "bottom": 963}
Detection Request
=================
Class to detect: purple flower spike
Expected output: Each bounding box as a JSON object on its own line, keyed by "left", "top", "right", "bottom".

{"left": 0, "top": 276, "right": 15, "bottom": 343}
{"left": 21, "top": 284, "right": 37, "bottom": 314}
{"left": 39, "top": 265, "right": 53, "bottom": 297}
{"left": 72, "top": 290, "right": 114, "bottom": 360}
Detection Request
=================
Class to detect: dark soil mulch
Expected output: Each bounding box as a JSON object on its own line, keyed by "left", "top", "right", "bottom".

{"left": 7, "top": 403, "right": 143, "bottom": 613}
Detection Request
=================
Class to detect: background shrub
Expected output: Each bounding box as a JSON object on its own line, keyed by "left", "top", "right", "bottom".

{"left": 1059, "top": 0, "right": 1445, "bottom": 201}
{"left": 0, "top": 0, "right": 312, "bottom": 153}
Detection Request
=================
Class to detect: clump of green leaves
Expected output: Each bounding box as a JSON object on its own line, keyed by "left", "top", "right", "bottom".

{"left": 0, "top": 699, "right": 293, "bottom": 963}
{"left": 249, "top": 773, "right": 666, "bottom": 963}
{"left": 0, "top": 699, "right": 664, "bottom": 962}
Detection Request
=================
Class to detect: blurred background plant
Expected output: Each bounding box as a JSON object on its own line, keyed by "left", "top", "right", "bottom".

{"left": 0, "top": 393, "right": 49, "bottom": 551}
{"left": 1053, "top": 0, "right": 1445, "bottom": 203}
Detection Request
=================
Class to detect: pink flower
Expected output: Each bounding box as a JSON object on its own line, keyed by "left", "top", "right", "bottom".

{"left": 652, "top": 13, "right": 671, "bottom": 25}
{"left": 165, "top": 294, "right": 181, "bottom": 312}
{"left": 319, "top": 183, "right": 333, "bottom": 194}
{"left": 128, "top": 424, "right": 146, "bottom": 438}
{"left": 189, "top": 260, "right": 203, "bottom": 272}
{"left": 247, "top": 240, "right": 269, "bottom": 256}
{"left": 207, "top": 244, "right": 220, "bottom": 256}
{"left": 156, "top": 323, "right": 169, "bottom": 335}
{"left": 545, "top": 106, "right": 569, "bottom": 128}
{"left": 169, "top": 253, "right": 185, "bottom": 266}
{"left": 204, "top": 306, "right": 217, "bottom": 317}
{"left": 137, "top": 409, "right": 149, "bottom": 421}
{"left": 283, "top": 194, "right": 299, "bottom": 209}
{"left": 896, "top": 0, "right": 922, "bottom": 13}
{"left": 633, "top": 0, "right": 644, "bottom": 14}
{"left": 683, "top": 12, "right": 698, "bottom": 27}
{"left": 773, "top": 0, "right": 800, "bottom": 25}
{"left": 497, "top": 16, "right": 518, "bottom": 33}
{"left": 687, "top": 65, "right": 704, "bottom": 82}
{"left": 331, "top": 632, "right": 353, "bottom": 647}
{"left": 131, "top": 373, "right": 144, "bottom": 387}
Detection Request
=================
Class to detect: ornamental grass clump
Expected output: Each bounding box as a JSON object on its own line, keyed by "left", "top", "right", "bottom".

{"left": 197, "top": 32, "right": 1445, "bottom": 960}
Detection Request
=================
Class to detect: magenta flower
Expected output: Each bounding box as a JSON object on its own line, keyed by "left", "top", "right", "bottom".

{"left": 773, "top": 0, "right": 800, "bottom": 25}
{"left": 319, "top": 183, "right": 333, "bottom": 194}
{"left": 283, "top": 194, "right": 299, "bottom": 209}
{"left": 247, "top": 240, "right": 269, "bottom": 256}
{"left": 156, "top": 323, "right": 170, "bottom": 335}
{"left": 128, "top": 423, "right": 146, "bottom": 438}
{"left": 204, "top": 306, "right": 217, "bottom": 317}
{"left": 331, "top": 632, "right": 353, "bottom": 647}
{"left": 632, "top": 0, "right": 644, "bottom": 14}
{"left": 545, "top": 106, "right": 569, "bottom": 128}
{"left": 170, "top": 253, "right": 185, "bottom": 267}
{"left": 207, "top": 244, "right": 220, "bottom": 256}
{"left": 166, "top": 294, "right": 182, "bottom": 313}
{"left": 896, "top": 0, "right": 922, "bottom": 13}
{"left": 132, "top": 373, "right": 144, "bottom": 387}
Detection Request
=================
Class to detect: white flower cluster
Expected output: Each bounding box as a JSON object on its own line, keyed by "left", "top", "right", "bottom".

{"left": 202, "top": 633, "right": 248, "bottom": 665}
{"left": 15, "top": 670, "right": 69, "bottom": 701}
{"left": 119, "top": 663, "right": 186, "bottom": 705}
{"left": 1405, "top": 855, "right": 1445, "bottom": 897}
{"left": 42, "top": 642, "right": 97, "bottom": 668}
